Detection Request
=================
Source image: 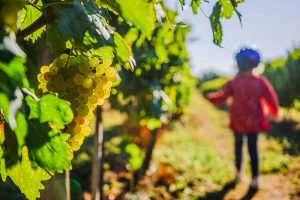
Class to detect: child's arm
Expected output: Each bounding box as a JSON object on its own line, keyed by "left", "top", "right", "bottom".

{"left": 207, "top": 81, "right": 232, "bottom": 106}
{"left": 261, "top": 77, "right": 280, "bottom": 118}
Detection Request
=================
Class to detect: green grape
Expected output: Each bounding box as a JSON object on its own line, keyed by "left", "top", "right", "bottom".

{"left": 95, "top": 64, "right": 106, "bottom": 76}
{"left": 89, "top": 95, "right": 98, "bottom": 104}
{"left": 89, "top": 57, "right": 99, "bottom": 67}
{"left": 82, "top": 78, "right": 93, "bottom": 88}
{"left": 77, "top": 96, "right": 89, "bottom": 104}
{"left": 74, "top": 74, "right": 84, "bottom": 85}
{"left": 105, "top": 67, "right": 117, "bottom": 81}
{"left": 73, "top": 133, "right": 84, "bottom": 141}
{"left": 70, "top": 141, "right": 80, "bottom": 151}
{"left": 79, "top": 64, "right": 90, "bottom": 74}
{"left": 75, "top": 116, "right": 86, "bottom": 126}
{"left": 77, "top": 105, "right": 89, "bottom": 116}
{"left": 37, "top": 73, "right": 45, "bottom": 83}
{"left": 40, "top": 66, "right": 49, "bottom": 73}
{"left": 97, "top": 98, "right": 105, "bottom": 106}
{"left": 66, "top": 78, "right": 76, "bottom": 88}
{"left": 37, "top": 55, "right": 117, "bottom": 152}
{"left": 81, "top": 126, "right": 91, "bottom": 136}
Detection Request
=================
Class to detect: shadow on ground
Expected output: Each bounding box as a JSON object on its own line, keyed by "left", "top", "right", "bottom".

{"left": 198, "top": 180, "right": 259, "bottom": 200}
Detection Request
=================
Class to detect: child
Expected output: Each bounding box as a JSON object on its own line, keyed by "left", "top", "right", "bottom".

{"left": 207, "top": 47, "right": 279, "bottom": 188}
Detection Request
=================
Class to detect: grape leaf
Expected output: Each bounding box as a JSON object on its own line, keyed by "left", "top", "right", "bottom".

{"left": 25, "top": 95, "right": 73, "bottom": 172}
{"left": 26, "top": 94, "right": 73, "bottom": 129}
{"left": 116, "top": 0, "right": 156, "bottom": 38}
{"left": 209, "top": 2, "right": 223, "bottom": 46}
{"left": 57, "top": 0, "right": 113, "bottom": 49}
{"left": 0, "top": 56, "right": 29, "bottom": 87}
{"left": 2, "top": 146, "right": 51, "bottom": 200}
{"left": 46, "top": 25, "right": 68, "bottom": 55}
{"left": 191, "top": 0, "right": 201, "bottom": 14}
{"left": 26, "top": 121, "right": 71, "bottom": 173}
{"left": 20, "top": 1, "right": 45, "bottom": 43}
{"left": 92, "top": 46, "right": 114, "bottom": 61}
{"left": 114, "top": 32, "right": 135, "bottom": 71}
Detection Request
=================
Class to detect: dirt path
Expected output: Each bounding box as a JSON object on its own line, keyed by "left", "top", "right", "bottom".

{"left": 224, "top": 174, "right": 293, "bottom": 200}
{"left": 188, "top": 93, "right": 299, "bottom": 200}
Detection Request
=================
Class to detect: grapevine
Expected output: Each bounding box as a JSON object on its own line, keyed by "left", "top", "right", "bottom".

{"left": 0, "top": 0, "right": 244, "bottom": 199}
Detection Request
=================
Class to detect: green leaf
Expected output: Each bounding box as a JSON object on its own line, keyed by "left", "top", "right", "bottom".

{"left": 20, "top": 1, "right": 45, "bottom": 43}
{"left": 114, "top": 32, "right": 135, "bottom": 70}
{"left": 38, "top": 95, "right": 73, "bottom": 129}
{"left": 1, "top": 93, "right": 72, "bottom": 173}
{"left": 230, "top": 0, "right": 242, "bottom": 24}
{"left": 57, "top": 0, "right": 113, "bottom": 49}
{"left": 220, "top": 0, "right": 234, "bottom": 19}
{"left": 3, "top": 146, "right": 51, "bottom": 200}
{"left": 125, "top": 143, "right": 143, "bottom": 170}
{"left": 209, "top": 2, "right": 223, "bottom": 46}
{"left": 92, "top": 46, "right": 115, "bottom": 61}
{"left": 0, "top": 56, "right": 29, "bottom": 87}
{"left": 26, "top": 122, "right": 71, "bottom": 173}
{"left": 116, "top": 0, "right": 156, "bottom": 38}
{"left": 26, "top": 94, "right": 74, "bottom": 129}
{"left": 25, "top": 95, "right": 73, "bottom": 172}
{"left": 46, "top": 25, "right": 68, "bottom": 55}
{"left": 191, "top": 0, "right": 201, "bottom": 14}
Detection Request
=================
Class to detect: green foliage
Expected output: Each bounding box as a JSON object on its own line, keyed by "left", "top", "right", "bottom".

{"left": 110, "top": 8, "right": 195, "bottom": 128}
{"left": 116, "top": 0, "right": 156, "bottom": 38}
{"left": 0, "top": 34, "right": 73, "bottom": 198}
{"left": 264, "top": 48, "right": 300, "bottom": 108}
{"left": 57, "top": 0, "right": 113, "bottom": 49}
{"left": 200, "top": 76, "right": 230, "bottom": 97}
{"left": 125, "top": 143, "right": 143, "bottom": 170}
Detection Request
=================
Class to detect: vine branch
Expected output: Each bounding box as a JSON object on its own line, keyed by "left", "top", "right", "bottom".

{"left": 17, "top": 15, "right": 47, "bottom": 39}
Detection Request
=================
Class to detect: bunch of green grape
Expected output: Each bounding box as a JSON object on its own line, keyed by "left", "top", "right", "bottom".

{"left": 37, "top": 54, "right": 117, "bottom": 151}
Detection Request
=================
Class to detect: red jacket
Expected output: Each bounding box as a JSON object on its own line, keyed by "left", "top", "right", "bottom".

{"left": 208, "top": 73, "right": 279, "bottom": 133}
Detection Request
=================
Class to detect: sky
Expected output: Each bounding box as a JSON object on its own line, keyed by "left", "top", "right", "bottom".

{"left": 168, "top": 0, "right": 300, "bottom": 77}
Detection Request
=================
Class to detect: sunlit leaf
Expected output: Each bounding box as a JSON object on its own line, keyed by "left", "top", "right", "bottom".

{"left": 1, "top": 146, "right": 51, "bottom": 200}
{"left": 20, "top": 1, "right": 45, "bottom": 43}
{"left": 116, "top": 0, "right": 156, "bottom": 38}
{"left": 114, "top": 32, "right": 135, "bottom": 70}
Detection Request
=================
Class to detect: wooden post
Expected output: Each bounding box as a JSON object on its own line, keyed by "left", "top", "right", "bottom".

{"left": 65, "top": 170, "right": 71, "bottom": 200}
{"left": 91, "top": 107, "right": 104, "bottom": 200}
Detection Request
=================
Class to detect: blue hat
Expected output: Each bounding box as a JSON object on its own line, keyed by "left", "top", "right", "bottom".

{"left": 236, "top": 48, "right": 261, "bottom": 69}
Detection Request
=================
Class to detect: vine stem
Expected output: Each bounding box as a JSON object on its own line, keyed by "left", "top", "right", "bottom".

{"left": 17, "top": 15, "right": 47, "bottom": 39}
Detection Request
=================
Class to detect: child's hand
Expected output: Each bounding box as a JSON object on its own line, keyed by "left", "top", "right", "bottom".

{"left": 269, "top": 109, "right": 282, "bottom": 123}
